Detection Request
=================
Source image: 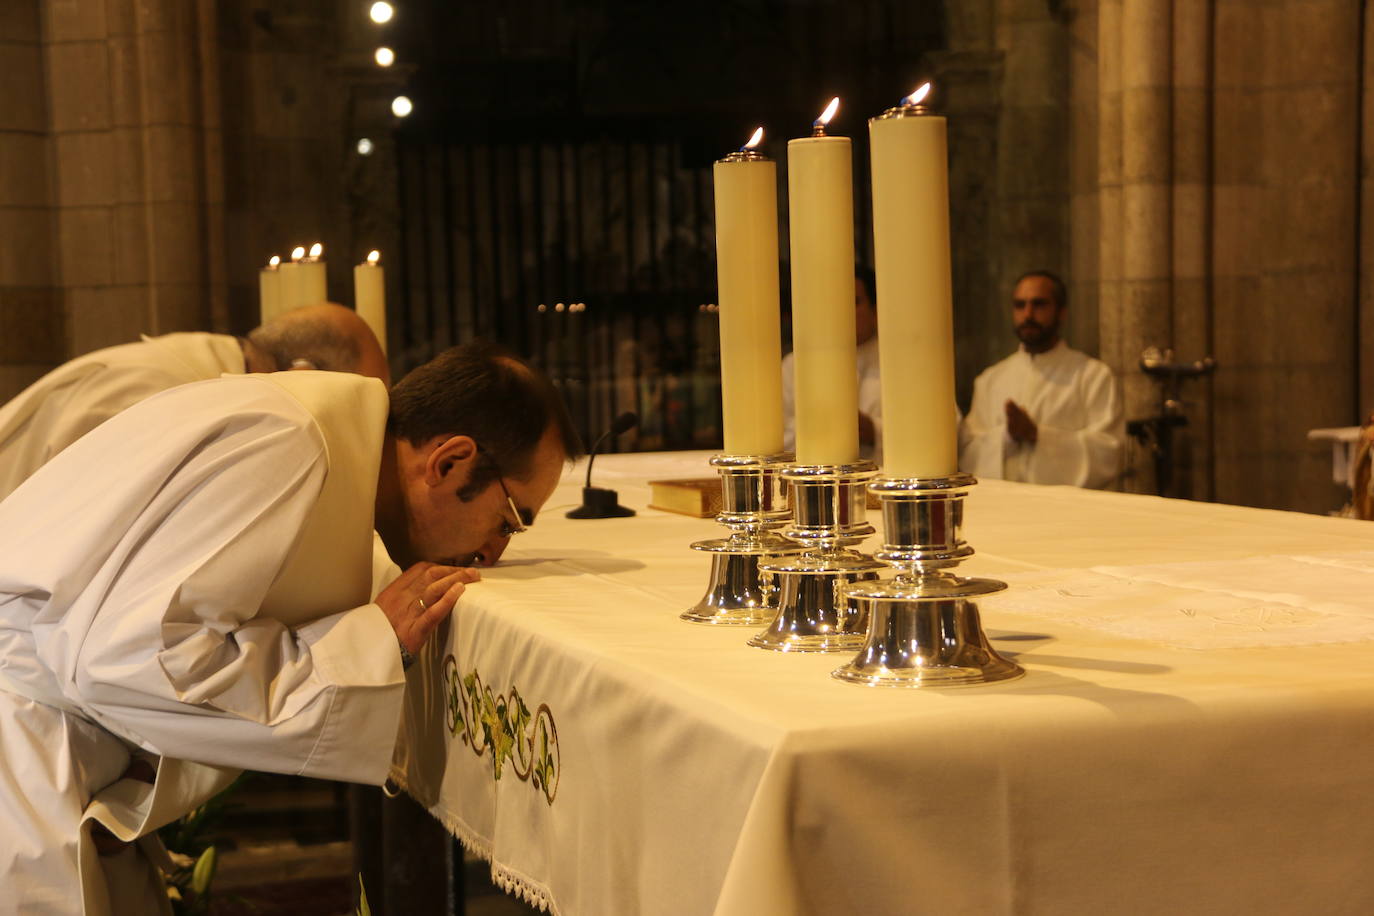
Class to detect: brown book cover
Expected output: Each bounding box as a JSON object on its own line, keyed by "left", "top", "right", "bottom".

{"left": 648, "top": 477, "right": 722, "bottom": 517}
{"left": 648, "top": 476, "right": 879, "bottom": 517}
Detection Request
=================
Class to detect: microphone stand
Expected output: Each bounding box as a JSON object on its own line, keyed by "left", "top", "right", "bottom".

{"left": 566, "top": 414, "right": 637, "bottom": 519}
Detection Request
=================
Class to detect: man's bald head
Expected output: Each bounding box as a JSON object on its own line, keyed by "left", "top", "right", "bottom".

{"left": 246, "top": 304, "right": 390, "bottom": 385}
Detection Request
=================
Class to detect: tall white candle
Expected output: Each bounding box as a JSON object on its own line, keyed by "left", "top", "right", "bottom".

{"left": 869, "top": 84, "right": 957, "bottom": 477}
{"left": 788, "top": 98, "right": 859, "bottom": 466}
{"left": 297, "top": 241, "right": 327, "bottom": 307}
{"left": 354, "top": 249, "right": 387, "bottom": 354}
{"left": 277, "top": 246, "right": 307, "bottom": 314}
{"left": 258, "top": 255, "right": 282, "bottom": 324}
{"left": 713, "top": 128, "right": 784, "bottom": 456}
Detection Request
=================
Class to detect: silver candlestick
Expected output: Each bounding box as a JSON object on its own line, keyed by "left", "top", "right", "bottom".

{"left": 749, "top": 461, "right": 885, "bottom": 652}
{"left": 832, "top": 473, "right": 1024, "bottom": 687}
{"left": 681, "top": 454, "right": 802, "bottom": 625}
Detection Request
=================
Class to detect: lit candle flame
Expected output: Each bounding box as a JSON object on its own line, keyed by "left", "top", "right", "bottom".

{"left": 268, "top": 255, "right": 280, "bottom": 268}
{"left": 366, "top": 250, "right": 380, "bottom": 266}
{"left": 308, "top": 242, "right": 323, "bottom": 259}
{"left": 744, "top": 127, "right": 764, "bottom": 150}
{"left": 815, "top": 96, "right": 840, "bottom": 128}
{"left": 905, "top": 82, "right": 932, "bottom": 106}
{"left": 291, "top": 246, "right": 306, "bottom": 261}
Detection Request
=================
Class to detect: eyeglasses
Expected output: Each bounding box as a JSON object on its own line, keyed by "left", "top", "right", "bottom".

{"left": 476, "top": 444, "right": 534, "bottom": 538}
{"left": 494, "top": 473, "right": 529, "bottom": 539}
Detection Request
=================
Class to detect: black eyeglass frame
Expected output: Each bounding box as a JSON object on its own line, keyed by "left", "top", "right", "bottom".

{"left": 476, "top": 445, "right": 532, "bottom": 538}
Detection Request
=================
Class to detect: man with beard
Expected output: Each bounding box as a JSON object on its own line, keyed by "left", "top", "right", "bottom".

{"left": 959, "top": 271, "right": 1124, "bottom": 488}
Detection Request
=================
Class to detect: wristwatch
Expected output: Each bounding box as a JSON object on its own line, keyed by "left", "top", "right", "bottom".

{"left": 398, "top": 639, "right": 417, "bottom": 671}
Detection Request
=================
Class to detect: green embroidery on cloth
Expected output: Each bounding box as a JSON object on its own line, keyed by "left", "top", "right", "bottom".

{"left": 444, "top": 655, "right": 560, "bottom": 805}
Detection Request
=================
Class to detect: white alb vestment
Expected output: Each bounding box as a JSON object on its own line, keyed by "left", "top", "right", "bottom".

{"left": 0, "top": 372, "right": 405, "bottom": 915}
{"left": 960, "top": 340, "right": 1124, "bottom": 489}
{"left": 0, "top": 332, "right": 245, "bottom": 502}
{"left": 783, "top": 334, "right": 883, "bottom": 459}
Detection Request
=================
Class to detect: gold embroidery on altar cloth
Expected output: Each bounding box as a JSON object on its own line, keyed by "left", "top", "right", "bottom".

{"left": 443, "top": 655, "right": 560, "bottom": 805}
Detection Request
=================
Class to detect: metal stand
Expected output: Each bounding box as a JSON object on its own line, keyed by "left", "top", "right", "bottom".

{"left": 832, "top": 474, "right": 1024, "bottom": 687}
{"left": 682, "top": 454, "right": 801, "bottom": 625}
{"left": 749, "top": 462, "right": 885, "bottom": 652}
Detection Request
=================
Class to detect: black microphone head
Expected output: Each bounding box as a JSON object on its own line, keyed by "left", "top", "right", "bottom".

{"left": 612, "top": 411, "right": 639, "bottom": 435}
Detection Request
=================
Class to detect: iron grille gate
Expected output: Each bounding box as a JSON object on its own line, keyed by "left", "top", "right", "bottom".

{"left": 396, "top": 135, "right": 726, "bottom": 454}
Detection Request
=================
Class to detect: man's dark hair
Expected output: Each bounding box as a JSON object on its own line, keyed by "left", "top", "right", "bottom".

{"left": 856, "top": 266, "right": 877, "bottom": 307}
{"left": 388, "top": 340, "right": 584, "bottom": 496}
{"left": 1015, "top": 270, "right": 1067, "bottom": 309}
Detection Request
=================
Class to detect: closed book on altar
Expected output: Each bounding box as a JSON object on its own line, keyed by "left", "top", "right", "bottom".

{"left": 648, "top": 478, "right": 722, "bottom": 517}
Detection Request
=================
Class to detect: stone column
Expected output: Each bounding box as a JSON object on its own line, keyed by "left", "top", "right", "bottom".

{"left": 1103, "top": 0, "right": 1175, "bottom": 494}
{"left": 1169, "top": 0, "right": 1214, "bottom": 500}
{"left": 43, "top": 0, "right": 226, "bottom": 356}
{"left": 1095, "top": 0, "right": 1126, "bottom": 428}
{"left": 0, "top": 1, "right": 62, "bottom": 401}
{"left": 992, "top": 0, "right": 1070, "bottom": 314}
{"left": 1068, "top": 0, "right": 1102, "bottom": 357}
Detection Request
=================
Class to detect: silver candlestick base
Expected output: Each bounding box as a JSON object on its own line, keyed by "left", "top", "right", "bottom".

{"left": 832, "top": 473, "right": 1024, "bottom": 687}
{"left": 681, "top": 454, "right": 802, "bottom": 625}
{"left": 749, "top": 461, "right": 885, "bottom": 652}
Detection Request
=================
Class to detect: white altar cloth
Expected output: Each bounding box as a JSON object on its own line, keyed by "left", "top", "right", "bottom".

{"left": 392, "top": 451, "right": 1374, "bottom": 915}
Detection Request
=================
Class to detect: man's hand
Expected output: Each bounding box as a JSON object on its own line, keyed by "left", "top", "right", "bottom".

{"left": 376, "top": 562, "right": 480, "bottom": 655}
{"left": 1004, "top": 399, "right": 1038, "bottom": 444}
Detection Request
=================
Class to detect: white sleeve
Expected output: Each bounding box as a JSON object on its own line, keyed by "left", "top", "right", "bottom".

{"left": 958, "top": 372, "right": 1007, "bottom": 479}
{"left": 27, "top": 393, "right": 404, "bottom": 785}
{"left": 371, "top": 531, "right": 404, "bottom": 599}
{"left": 1027, "top": 362, "right": 1125, "bottom": 489}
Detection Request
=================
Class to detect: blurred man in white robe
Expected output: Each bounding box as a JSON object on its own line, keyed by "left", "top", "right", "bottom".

{"left": 960, "top": 271, "right": 1124, "bottom": 489}
{"left": 0, "top": 303, "right": 391, "bottom": 502}
{"left": 0, "top": 340, "right": 582, "bottom": 915}
{"left": 783, "top": 269, "right": 883, "bottom": 460}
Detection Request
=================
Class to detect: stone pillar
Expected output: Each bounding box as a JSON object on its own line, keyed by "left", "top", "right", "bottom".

{"left": 1068, "top": 0, "right": 1101, "bottom": 356}
{"left": 1095, "top": 0, "right": 1125, "bottom": 423}
{"left": 992, "top": 0, "right": 1070, "bottom": 304}
{"left": 1169, "top": 0, "right": 1213, "bottom": 500}
{"left": 940, "top": 0, "right": 1074, "bottom": 410}
{"left": 1100, "top": 0, "right": 1175, "bottom": 492}
{"left": 44, "top": 0, "right": 225, "bottom": 356}
{"left": 0, "top": 1, "right": 62, "bottom": 401}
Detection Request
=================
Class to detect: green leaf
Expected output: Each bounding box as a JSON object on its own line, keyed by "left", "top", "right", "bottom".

{"left": 357, "top": 874, "right": 372, "bottom": 916}
{"left": 190, "top": 846, "right": 217, "bottom": 896}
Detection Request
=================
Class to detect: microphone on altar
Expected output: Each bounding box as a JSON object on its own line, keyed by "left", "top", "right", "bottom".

{"left": 566, "top": 411, "right": 639, "bottom": 519}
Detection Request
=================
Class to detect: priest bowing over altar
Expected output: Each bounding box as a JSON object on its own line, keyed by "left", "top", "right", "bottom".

{"left": 0, "top": 342, "right": 580, "bottom": 914}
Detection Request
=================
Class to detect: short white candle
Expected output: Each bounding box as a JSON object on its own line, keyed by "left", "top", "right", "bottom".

{"left": 297, "top": 242, "right": 327, "bottom": 308}
{"left": 354, "top": 250, "right": 387, "bottom": 354}
{"left": 277, "top": 246, "right": 307, "bottom": 314}
{"left": 787, "top": 98, "right": 860, "bottom": 466}
{"left": 258, "top": 255, "right": 282, "bottom": 324}
{"left": 713, "top": 127, "right": 784, "bottom": 457}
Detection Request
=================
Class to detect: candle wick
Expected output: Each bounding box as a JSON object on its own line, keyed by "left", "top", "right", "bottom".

{"left": 811, "top": 122, "right": 827, "bottom": 137}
